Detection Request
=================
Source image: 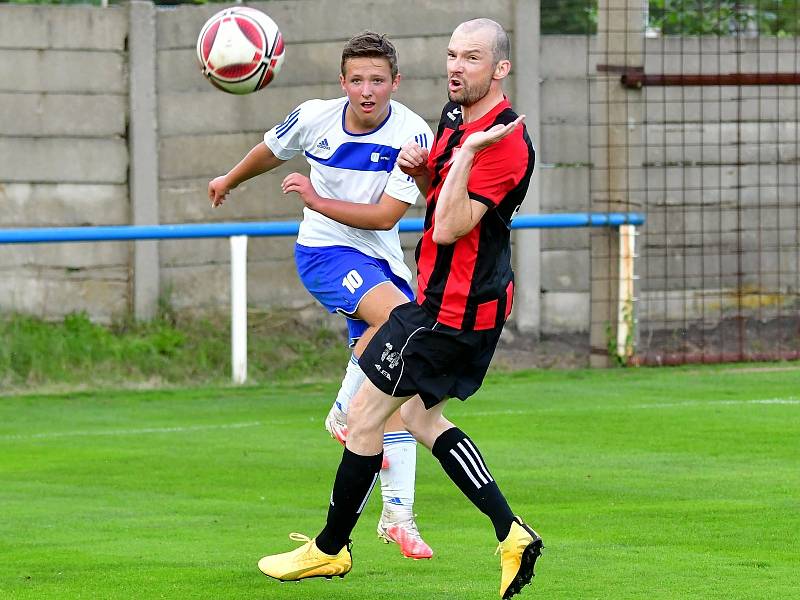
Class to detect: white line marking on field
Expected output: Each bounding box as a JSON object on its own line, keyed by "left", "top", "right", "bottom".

{"left": 0, "top": 421, "right": 263, "bottom": 442}
{"left": 630, "top": 398, "right": 800, "bottom": 409}
{"left": 3, "top": 398, "right": 797, "bottom": 441}
{"left": 465, "top": 409, "right": 531, "bottom": 417}
{"left": 459, "top": 398, "right": 799, "bottom": 417}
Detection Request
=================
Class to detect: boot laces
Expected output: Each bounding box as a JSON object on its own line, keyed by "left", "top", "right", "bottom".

{"left": 389, "top": 515, "right": 424, "bottom": 542}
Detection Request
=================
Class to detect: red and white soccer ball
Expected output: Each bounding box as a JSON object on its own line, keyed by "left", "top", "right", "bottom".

{"left": 196, "top": 7, "right": 285, "bottom": 94}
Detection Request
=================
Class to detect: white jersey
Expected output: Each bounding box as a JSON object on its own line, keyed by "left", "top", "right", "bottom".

{"left": 264, "top": 97, "right": 433, "bottom": 283}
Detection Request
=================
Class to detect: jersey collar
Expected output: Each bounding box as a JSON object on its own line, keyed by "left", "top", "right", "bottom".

{"left": 341, "top": 101, "right": 393, "bottom": 137}
{"left": 458, "top": 97, "right": 512, "bottom": 131}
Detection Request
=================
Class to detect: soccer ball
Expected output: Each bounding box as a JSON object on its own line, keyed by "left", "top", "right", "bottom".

{"left": 196, "top": 7, "right": 285, "bottom": 95}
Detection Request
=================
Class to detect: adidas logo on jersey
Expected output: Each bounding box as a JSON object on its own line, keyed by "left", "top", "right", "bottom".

{"left": 316, "top": 138, "right": 330, "bottom": 150}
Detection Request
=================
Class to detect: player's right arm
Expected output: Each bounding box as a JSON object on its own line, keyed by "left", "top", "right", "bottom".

{"left": 433, "top": 115, "right": 525, "bottom": 245}
{"left": 397, "top": 141, "right": 431, "bottom": 196}
{"left": 209, "top": 142, "right": 285, "bottom": 208}
{"left": 281, "top": 174, "right": 410, "bottom": 230}
{"left": 210, "top": 101, "right": 310, "bottom": 208}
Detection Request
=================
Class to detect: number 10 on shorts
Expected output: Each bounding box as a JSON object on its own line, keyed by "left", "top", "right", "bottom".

{"left": 342, "top": 270, "right": 363, "bottom": 294}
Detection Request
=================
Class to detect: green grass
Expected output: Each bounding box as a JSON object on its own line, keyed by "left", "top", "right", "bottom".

{"left": 1, "top": 365, "right": 799, "bottom": 599}
{"left": 0, "top": 311, "right": 349, "bottom": 391}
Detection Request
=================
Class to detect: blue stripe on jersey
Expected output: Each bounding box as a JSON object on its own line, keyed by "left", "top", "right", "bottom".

{"left": 305, "top": 142, "right": 400, "bottom": 173}
{"left": 276, "top": 115, "right": 300, "bottom": 139}
{"left": 276, "top": 107, "right": 300, "bottom": 131}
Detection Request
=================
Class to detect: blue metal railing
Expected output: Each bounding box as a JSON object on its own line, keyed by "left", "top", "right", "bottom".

{"left": 0, "top": 212, "right": 645, "bottom": 382}
{"left": 0, "top": 212, "right": 645, "bottom": 244}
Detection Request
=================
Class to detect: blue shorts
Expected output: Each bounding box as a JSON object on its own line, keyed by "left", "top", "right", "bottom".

{"left": 295, "top": 244, "right": 415, "bottom": 346}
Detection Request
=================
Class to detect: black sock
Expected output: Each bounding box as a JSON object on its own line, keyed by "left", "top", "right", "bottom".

{"left": 432, "top": 427, "right": 516, "bottom": 541}
{"left": 315, "top": 447, "right": 383, "bottom": 555}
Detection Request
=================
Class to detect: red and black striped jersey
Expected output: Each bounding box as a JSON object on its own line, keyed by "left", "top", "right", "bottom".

{"left": 415, "top": 98, "right": 535, "bottom": 330}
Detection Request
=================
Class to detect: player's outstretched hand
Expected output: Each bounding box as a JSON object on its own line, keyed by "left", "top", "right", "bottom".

{"left": 397, "top": 142, "right": 430, "bottom": 178}
{"left": 463, "top": 115, "right": 525, "bottom": 154}
{"left": 282, "top": 173, "right": 321, "bottom": 209}
{"left": 208, "top": 175, "right": 231, "bottom": 208}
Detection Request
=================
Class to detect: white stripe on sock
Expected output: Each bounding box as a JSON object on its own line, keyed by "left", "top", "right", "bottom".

{"left": 356, "top": 472, "right": 380, "bottom": 514}
{"left": 449, "top": 448, "right": 482, "bottom": 488}
{"left": 462, "top": 438, "right": 494, "bottom": 483}
{"left": 456, "top": 441, "right": 490, "bottom": 485}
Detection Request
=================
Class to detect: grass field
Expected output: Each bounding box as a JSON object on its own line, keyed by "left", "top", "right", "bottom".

{"left": 1, "top": 365, "right": 798, "bottom": 599}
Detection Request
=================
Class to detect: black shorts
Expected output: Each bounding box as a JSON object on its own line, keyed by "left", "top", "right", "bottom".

{"left": 359, "top": 302, "right": 504, "bottom": 409}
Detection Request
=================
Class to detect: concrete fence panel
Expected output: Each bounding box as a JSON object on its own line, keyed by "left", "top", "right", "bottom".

{"left": 0, "top": 1, "right": 795, "bottom": 345}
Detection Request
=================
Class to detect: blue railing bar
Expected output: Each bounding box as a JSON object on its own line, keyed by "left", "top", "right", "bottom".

{"left": 0, "top": 212, "right": 645, "bottom": 244}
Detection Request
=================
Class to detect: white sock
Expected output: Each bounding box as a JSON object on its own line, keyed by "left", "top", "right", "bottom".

{"left": 380, "top": 431, "right": 417, "bottom": 516}
{"left": 332, "top": 353, "right": 366, "bottom": 417}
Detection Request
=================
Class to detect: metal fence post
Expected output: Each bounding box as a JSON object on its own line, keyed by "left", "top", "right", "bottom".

{"left": 231, "top": 235, "right": 248, "bottom": 384}
{"left": 590, "top": 0, "right": 646, "bottom": 366}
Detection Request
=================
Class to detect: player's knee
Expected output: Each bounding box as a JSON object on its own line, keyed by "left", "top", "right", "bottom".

{"left": 348, "top": 394, "right": 385, "bottom": 438}
{"left": 400, "top": 402, "right": 435, "bottom": 445}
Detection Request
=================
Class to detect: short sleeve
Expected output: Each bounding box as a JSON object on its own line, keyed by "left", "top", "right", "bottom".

{"left": 383, "top": 120, "right": 435, "bottom": 205}
{"left": 467, "top": 130, "right": 529, "bottom": 209}
{"left": 264, "top": 102, "right": 308, "bottom": 160}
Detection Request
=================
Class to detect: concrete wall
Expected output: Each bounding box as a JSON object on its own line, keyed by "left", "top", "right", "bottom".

{"left": 1, "top": 3, "right": 797, "bottom": 338}
{"left": 636, "top": 37, "right": 800, "bottom": 328}
{"left": 0, "top": 1, "right": 520, "bottom": 325}
{"left": 0, "top": 6, "right": 130, "bottom": 322}
{"left": 539, "top": 35, "right": 800, "bottom": 333}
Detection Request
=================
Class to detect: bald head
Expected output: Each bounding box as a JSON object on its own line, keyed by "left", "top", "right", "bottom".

{"left": 454, "top": 18, "right": 510, "bottom": 66}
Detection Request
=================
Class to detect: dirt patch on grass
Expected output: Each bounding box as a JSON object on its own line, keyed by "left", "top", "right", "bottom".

{"left": 492, "top": 327, "right": 590, "bottom": 371}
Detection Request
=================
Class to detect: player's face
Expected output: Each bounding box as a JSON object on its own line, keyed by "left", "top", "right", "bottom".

{"left": 446, "top": 28, "right": 496, "bottom": 106}
{"left": 340, "top": 57, "right": 399, "bottom": 131}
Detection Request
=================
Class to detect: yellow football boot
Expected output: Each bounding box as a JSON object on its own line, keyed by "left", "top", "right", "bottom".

{"left": 497, "top": 518, "right": 543, "bottom": 599}
{"left": 257, "top": 533, "right": 352, "bottom": 582}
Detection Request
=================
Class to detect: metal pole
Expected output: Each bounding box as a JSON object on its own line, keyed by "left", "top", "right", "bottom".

{"left": 616, "top": 224, "right": 636, "bottom": 360}
{"left": 230, "top": 235, "right": 248, "bottom": 384}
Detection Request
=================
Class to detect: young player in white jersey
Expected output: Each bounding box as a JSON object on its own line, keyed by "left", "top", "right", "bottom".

{"left": 208, "top": 31, "right": 434, "bottom": 560}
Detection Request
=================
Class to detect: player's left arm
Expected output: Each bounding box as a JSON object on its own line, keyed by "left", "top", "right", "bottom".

{"left": 433, "top": 116, "right": 525, "bottom": 245}
{"left": 281, "top": 173, "right": 410, "bottom": 230}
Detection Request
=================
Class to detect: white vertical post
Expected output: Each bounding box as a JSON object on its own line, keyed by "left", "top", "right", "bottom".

{"left": 230, "top": 235, "right": 248, "bottom": 384}
{"left": 617, "top": 225, "right": 636, "bottom": 360}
